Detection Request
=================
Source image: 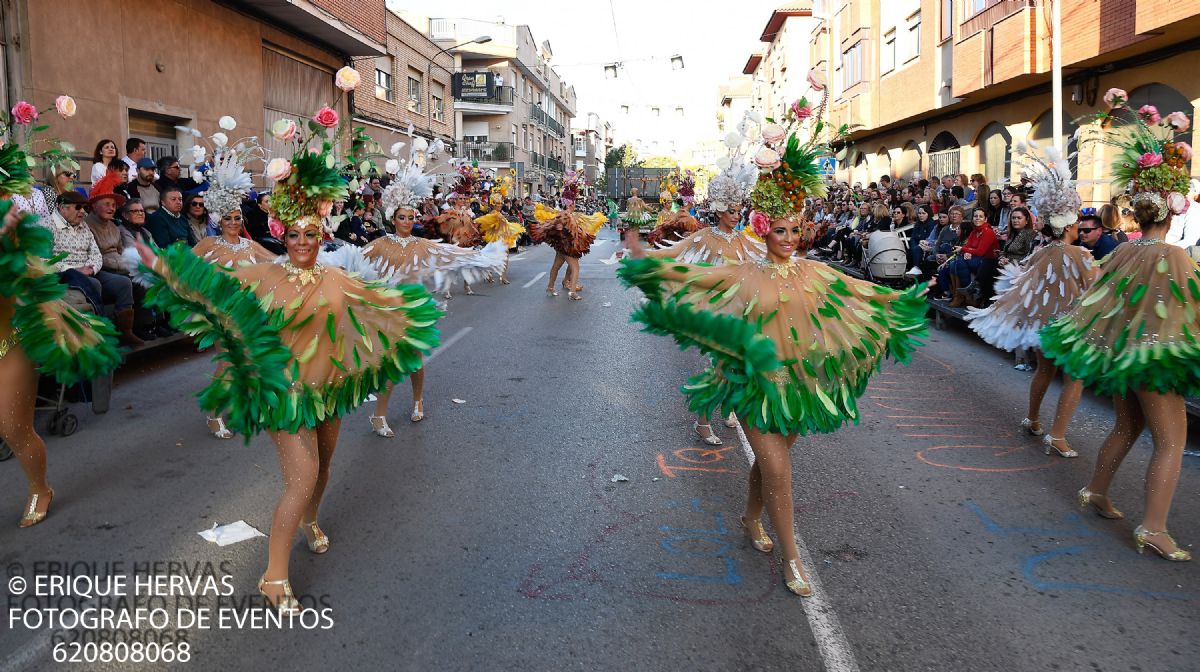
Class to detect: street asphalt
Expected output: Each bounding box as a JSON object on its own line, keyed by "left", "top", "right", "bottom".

{"left": 2, "top": 229, "right": 1198, "bottom": 671}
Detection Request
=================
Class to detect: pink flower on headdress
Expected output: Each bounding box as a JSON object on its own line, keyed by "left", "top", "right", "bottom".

{"left": 268, "top": 217, "right": 285, "bottom": 239}
{"left": 1169, "top": 191, "right": 1190, "bottom": 215}
{"left": 313, "top": 106, "right": 339, "bottom": 128}
{"left": 753, "top": 147, "right": 781, "bottom": 170}
{"left": 1166, "top": 111, "right": 1191, "bottom": 132}
{"left": 791, "top": 101, "right": 812, "bottom": 121}
{"left": 806, "top": 69, "right": 826, "bottom": 92}
{"left": 10, "top": 101, "right": 37, "bottom": 125}
{"left": 1177, "top": 142, "right": 1193, "bottom": 162}
{"left": 1137, "top": 105, "right": 1161, "bottom": 124}
{"left": 1137, "top": 152, "right": 1163, "bottom": 168}
{"left": 1103, "top": 88, "right": 1127, "bottom": 108}
{"left": 750, "top": 210, "right": 770, "bottom": 238}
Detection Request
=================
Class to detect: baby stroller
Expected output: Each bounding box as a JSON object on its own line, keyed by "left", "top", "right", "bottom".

{"left": 861, "top": 225, "right": 915, "bottom": 288}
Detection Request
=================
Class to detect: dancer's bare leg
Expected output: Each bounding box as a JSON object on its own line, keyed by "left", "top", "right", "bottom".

{"left": 0, "top": 346, "right": 52, "bottom": 525}
{"left": 546, "top": 253, "right": 565, "bottom": 294}
{"left": 1025, "top": 349, "right": 1056, "bottom": 431}
{"left": 262, "top": 427, "right": 319, "bottom": 604}
{"left": 566, "top": 257, "right": 582, "bottom": 292}
{"left": 303, "top": 418, "right": 341, "bottom": 525}
{"left": 501, "top": 257, "right": 510, "bottom": 284}
{"left": 741, "top": 424, "right": 806, "bottom": 582}
{"left": 1085, "top": 393, "right": 1145, "bottom": 517}
{"left": 1048, "top": 374, "right": 1083, "bottom": 442}
{"left": 410, "top": 366, "right": 425, "bottom": 422}
{"left": 1135, "top": 390, "right": 1188, "bottom": 550}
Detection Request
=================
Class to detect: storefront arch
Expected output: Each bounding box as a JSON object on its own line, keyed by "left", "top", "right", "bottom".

{"left": 974, "top": 122, "right": 1012, "bottom": 185}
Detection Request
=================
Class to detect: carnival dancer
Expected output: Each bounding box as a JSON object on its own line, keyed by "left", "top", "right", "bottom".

{"left": 161, "top": 118, "right": 275, "bottom": 440}
{"left": 1041, "top": 92, "right": 1200, "bottom": 561}
{"left": 620, "top": 187, "right": 654, "bottom": 234}
{"left": 435, "top": 162, "right": 485, "bottom": 294}
{"left": 645, "top": 171, "right": 702, "bottom": 247}
{"left": 135, "top": 75, "right": 444, "bottom": 611}
{"left": 966, "top": 142, "right": 1097, "bottom": 458}
{"left": 356, "top": 134, "right": 506, "bottom": 435}
{"left": 0, "top": 96, "right": 122, "bottom": 527}
{"left": 529, "top": 169, "right": 606, "bottom": 300}
{"left": 615, "top": 124, "right": 764, "bottom": 444}
{"left": 619, "top": 86, "right": 928, "bottom": 597}
{"left": 474, "top": 169, "right": 524, "bottom": 284}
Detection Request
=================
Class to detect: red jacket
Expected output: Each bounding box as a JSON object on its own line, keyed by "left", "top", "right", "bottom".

{"left": 962, "top": 223, "right": 998, "bottom": 258}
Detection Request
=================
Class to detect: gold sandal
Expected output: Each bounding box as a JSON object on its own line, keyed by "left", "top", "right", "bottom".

{"left": 258, "top": 576, "right": 302, "bottom": 614}
{"left": 18, "top": 488, "right": 53, "bottom": 528}
{"left": 302, "top": 520, "right": 329, "bottom": 554}
{"left": 1134, "top": 526, "right": 1192, "bottom": 562}
{"left": 783, "top": 558, "right": 813, "bottom": 597}
{"left": 740, "top": 516, "right": 774, "bottom": 553}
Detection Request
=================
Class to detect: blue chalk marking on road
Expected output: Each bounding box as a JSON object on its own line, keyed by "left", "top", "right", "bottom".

{"left": 656, "top": 556, "right": 743, "bottom": 585}
{"left": 965, "top": 500, "right": 1099, "bottom": 537}
{"left": 1022, "top": 547, "right": 1196, "bottom": 601}
{"left": 656, "top": 498, "right": 743, "bottom": 585}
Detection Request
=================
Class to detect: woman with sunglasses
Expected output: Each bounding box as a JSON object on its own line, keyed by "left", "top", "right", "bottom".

{"left": 185, "top": 195, "right": 214, "bottom": 242}
{"left": 358, "top": 164, "right": 506, "bottom": 436}
{"left": 1042, "top": 102, "right": 1200, "bottom": 562}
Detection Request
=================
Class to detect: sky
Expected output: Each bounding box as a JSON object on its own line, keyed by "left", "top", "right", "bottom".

{"left": 388, "top": 0, "right": 786, "bottom": 153}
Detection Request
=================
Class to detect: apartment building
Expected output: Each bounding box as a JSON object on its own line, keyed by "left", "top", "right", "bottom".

{"left": 350, "top": 11, "right": 455, "bottom": 170}
{"left": 718, "top": 75, "right": 754, "bottom": 133}
{"left": 399, "top": 14, "right": 577, "bottom": 197}
{"left": 7, "top": 0, "right": 387, "bottom": 178}
{"left": 808, "top": 0, "right": 1200, "bottom": 204}
{"left": 743, "top": 5, "right": 820, "bottom": 122}
{"left": 573, "top": 112, "right": 612, "bottom": 187}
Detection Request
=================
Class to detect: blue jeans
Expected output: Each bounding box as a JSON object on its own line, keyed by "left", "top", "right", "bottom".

{"left": 937, "top": 256, "right": 983, "bottom": 291}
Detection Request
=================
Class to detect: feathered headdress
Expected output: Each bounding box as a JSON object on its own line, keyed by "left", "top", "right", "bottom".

{"left": 489, "top": 168, "right": 514, "bottom": 207}
{"left": 451, "top": 161, "right": 482, "bottom": 198}
{"left": 1085, "top": 89, "right": 1193, "bottom": 221}
{"left": 1015, "top": 139, "right": 1081, "bottom": 235}
{"left": 0, "top": 95, "right": 79, "bottom": 196}
{"left": 748, "top": 68, "right": 849, "bottom": 230}
{"left": 561, "top": 169, "right": 581, "bottom": 205}
{"left": 177, "top": 116, "right": 265, "bottom": 217}
{"left": 380, "top": 126, "right": 442, "bottom": 218}
{"left": 709, "top": 111, "right": 760, "bottom": 212}
{"left": 259, "top": 67, "right": 377, "bottom": 229}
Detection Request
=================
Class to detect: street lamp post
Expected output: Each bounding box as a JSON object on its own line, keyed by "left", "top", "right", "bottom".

{"left": 1051, "top": 1, "right": 1063, "bottom": 153}
{"left": 427, "top": 35, "right": 492, "bottom": 77}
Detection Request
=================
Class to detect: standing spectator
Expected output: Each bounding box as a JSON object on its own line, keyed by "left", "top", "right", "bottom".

{"left": 145, "top": 186, "right": 195, "bottom": 248}
{"left": 119, "top": 158, "right": 161, "bottom": 214}
{"left": 91, "top": 139, "right": 119, "bottom": 185}
{"left": 44, "top": 190, "right": 142, "bottom": 346}
{"left": 184, "top": 193, "right": 214, "bottom": 241}
{"left": 1077, "top": 212, "right": 1119, "bottom": 260}
{"left": 121, "top": 138, "right": 146, "bottom": 182}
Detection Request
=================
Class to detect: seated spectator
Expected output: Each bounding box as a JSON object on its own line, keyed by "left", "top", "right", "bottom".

{"left": 240, "top": 192, "right": 283, "bottom": 254}
{"left": 119, "top": 157, "right": 161, "bottom": 214}
{"left": 906, "top": 204, "right": 934, "bottom": 275}
{"left": 333, "top": 199, "right": 370, "bottom": 246}
{"left": 184, "top": 193, "right": 214, "bottom": 241}
{"left": 91, "top": 138, "right": 119, "bottom": 185}
{"left": 1077, "top": 212, "right": 1119, "bottom": 260}
{"left": 105, "top": 159, "right": 129, "bottom": 191}
{"left": 118, "top": 198, "right": 153, "bottom": 247}
{"left": 998, "top": 206, "right": 1036, "bottom": 265}
{"left": 937, "top": 207, "right": 997, "bottom": 307}
{"left": 43, "top": 190, "right": 142, "bottom": 346}
{"left": 145, "top": 186, "right": 195, "bottom": 248}
{"left": 85, "top": 176, "right": 129, "bottom": 277}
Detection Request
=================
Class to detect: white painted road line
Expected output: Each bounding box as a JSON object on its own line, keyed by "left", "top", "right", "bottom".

{"left": 733, "top": 421, "right": 862, "bottom": 672}
{"left": 522, "top": 271, "right": 547, "bottom": 289}
{"left": 426, "top": 326, "right": 472, "bottom": 363}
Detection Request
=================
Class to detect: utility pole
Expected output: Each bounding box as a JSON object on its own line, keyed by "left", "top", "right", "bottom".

{"left": 1051, "top": 0, "right": 1063, "bottom": 152}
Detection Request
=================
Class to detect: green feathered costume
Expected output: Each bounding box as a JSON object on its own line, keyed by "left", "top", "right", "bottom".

{"left": 1040, "top": 239, "right": 1200, "bottom": 397}
{"left": 0, "top": 201, "right": 121, "bottom": 384}
{"left": 618, "top": 256, "right": 928, "bottom": 436}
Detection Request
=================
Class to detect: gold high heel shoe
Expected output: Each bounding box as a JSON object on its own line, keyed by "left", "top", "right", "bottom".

{"left": 1134, "top": 526, "right": 1192, "bottom": 562}
{"left": 207, "top": 417, "right": 233, "bottom": 440}
{"left": 740, "top": 516, "right": 774, "bottom": 553}
{"left": 546, "top": 287, "right": 558, "bottom": 297}
{"left": 1043, "top": 435, "right": 1078, "bottom": 458}
{"left": 693, "top": 421, "right": 721, "bottom": 446}
{"left": 18, "top": 489, "right": 53, "bottom": 528}
{"left": 302, "top": 521, "right": 329, "bottom": 554}
{"left": 783, "top": 558, "right": 813, "bottom": 597}
{"left": 1020, "top": 417, "right": 1043, "bottom": 436}
{"left": 410, "top": 400, "right": 425, "bottom": 423}
{"left": 568, "top": 291, "right": 582, "bottom": 301}
{"left": 258, "top": 576, "right": 301, "bottom": 614}
{"left": 369, "top": 415, "right": 394, "bottom": 438}
{"left": 723, "top": 412, "right": 738, "bottom": 429}
{"left": 1077, "top": 487, "right": 1123, "bottom": 520}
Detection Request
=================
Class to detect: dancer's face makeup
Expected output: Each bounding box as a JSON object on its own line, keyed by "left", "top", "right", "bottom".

{"left": 766, "top": 218, "right": 802, "bottom": 262}
{"left": 392, "top": 208, "right": 416, "bottom": 236}
{"left": 286, "top": 227, "right": 321, "bottom": 268}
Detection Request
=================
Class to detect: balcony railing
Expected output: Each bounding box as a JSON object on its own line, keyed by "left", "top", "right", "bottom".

{"left": 546, "top": 156, "right": 565, "bottom": 173}
{"left": 530, "top": 104, "right": 566, "bottom": 138}
{"left": 454, "top": 85, "right": 514, "bottom": 107}
{"left": 460, "top": 141, "right": 516, "bottom": 163}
